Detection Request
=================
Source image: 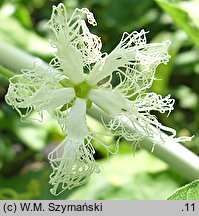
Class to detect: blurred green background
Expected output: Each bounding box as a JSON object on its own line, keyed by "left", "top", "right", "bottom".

{"left": 0, "top": 0, "right": 199, "bottom": 200}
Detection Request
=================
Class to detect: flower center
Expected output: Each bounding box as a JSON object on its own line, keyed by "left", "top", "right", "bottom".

{"left": 74, "top": 81, "right": 93, "bottom": 98}
{"left": 60, "top": 78, "right": 95, "bottom": 100}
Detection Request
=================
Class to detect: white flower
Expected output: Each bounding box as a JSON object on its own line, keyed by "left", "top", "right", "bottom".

{"left": 5, "top": 3, "right": 190, "bottom": 195}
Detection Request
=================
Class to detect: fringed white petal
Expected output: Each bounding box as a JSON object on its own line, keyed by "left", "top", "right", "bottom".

{"left": 48, "top": 98, "right": 99, "bottom": 195}
{"left": 88, "top": 89, "right": 129, "bottom": 114}
{"left": 103, "top": 111, "right": 177, "bottom": 147}
{"left": 134, "top": 93, "right": 175, "bottom": 115}
{"left": 87, "top": 30, "right": 170, "bottom": 94}
{"left": 65, "top": 98, "right": 89, "bottom": 138}
{"left": 50, "top": 44, "right": 85, "bottom": 84}
{"left": 48, "top": 4, "right": 102, "bottom": 84}
{"left": 48, "top": 4, "right": 84, "bottom": 84}
{"left": 80, "top": 20, "right": 102, "bottom": 66}
{"left": 5, "top": 65, "right": 73, "bottom": 117}
{"left": 48, "top": 136, "right": 98, "bottom": 196}
{"left": 30, "top": 88, "right": 75, "bottom": 110}
{"left": 90, "top": 88, "right": 188, "bottom": 145}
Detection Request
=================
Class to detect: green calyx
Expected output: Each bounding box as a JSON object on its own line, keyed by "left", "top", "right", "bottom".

{"left": 60, "top": 78, "right": 95, "bottom": 99}
{"left": 60, "top": 79, "right": 95, "bottom": 109}
{"left": 74, "top": 81, "right": 93, "bottom": 98}
{"left": 74, "top": 82, "right": 95, "bottom": 109}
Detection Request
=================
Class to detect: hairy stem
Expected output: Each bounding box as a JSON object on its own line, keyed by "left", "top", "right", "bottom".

{"left": 0, "top": 41, "right": 199, "bottom": 181}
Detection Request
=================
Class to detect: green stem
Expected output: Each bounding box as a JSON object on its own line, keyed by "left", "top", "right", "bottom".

{"left": 0, "top": 41, "right": 199, "bottom": 181}
{"left": 0, "top": 41, "right": 49, "bottom": 73}
{"left": 0, "top": 65, "right": 15, "bottom": 78}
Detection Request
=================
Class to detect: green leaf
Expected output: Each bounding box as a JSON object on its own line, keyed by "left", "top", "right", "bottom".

{"left": 168, "top": 179, "right": 199, "bottom": 200}
{"left": 156, "top": 0, "right": 199, "bottom": 49}
{"left": 151, "top": 31, "right": 186, "bottom": 95}
{"left": 80, "top": 0, "right": 156, "bottom": 51}
{"left": 175, "top": 85, "right": 198, "bottom": 109}
{"left": 14, "top": 5, "right": 33, "bottom": 28}
{"left": 0, "top": 166, "right": 72, "bottom": 200}
{"left": 0, "top": 3, "right": 52, "bottom": 59}
{"left": 180, "top": 1, "right": 199, "bottom": 28}
{"left": 16, "top": 125, "right": 47, "bottom": 151}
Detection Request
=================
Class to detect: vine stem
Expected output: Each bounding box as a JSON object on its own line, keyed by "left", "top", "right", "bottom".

{"left": 0, "top": 40, "right": 199, "bottom": 181}
{"left": 0, "top": 41, "right": 49, "bottom": 73}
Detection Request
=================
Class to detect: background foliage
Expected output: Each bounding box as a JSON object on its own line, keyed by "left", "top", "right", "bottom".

{"left": 0, "top": 0, "right": 198, "bottom": 199}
